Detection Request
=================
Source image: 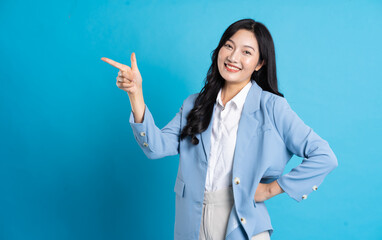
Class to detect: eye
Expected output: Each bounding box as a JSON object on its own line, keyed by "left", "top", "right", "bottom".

{"left": 244, "top": 50, "right": 251, "bottom": 55}
{"left": 224, "top": 43, "right": 232, "bottom": 49}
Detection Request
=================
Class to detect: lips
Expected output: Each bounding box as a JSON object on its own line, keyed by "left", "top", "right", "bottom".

{"left": 224, "top": 63, "right": 241, "bottom": 72}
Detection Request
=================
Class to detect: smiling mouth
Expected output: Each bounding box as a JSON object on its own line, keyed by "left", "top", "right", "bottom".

{"left": 224, "top": 63, "right": 241, "bottom": 72}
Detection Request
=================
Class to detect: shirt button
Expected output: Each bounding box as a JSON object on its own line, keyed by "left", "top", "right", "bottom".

{"left": 312, "top": 185, "right": 318, "bottom": 191}
{"left": 143, "top": 142, "right": 149, "bottom": 147}
{"left": 234, "top": 177, "right": 240, "bottom": 185}
{"left": 240, "top": 217, "right": 246, "bottom": 224}
{"left": 140, "top": 132, "right": 146, "bottom": 136}
{"left": 302, "top": 194, "right": 308, "bottom": 200}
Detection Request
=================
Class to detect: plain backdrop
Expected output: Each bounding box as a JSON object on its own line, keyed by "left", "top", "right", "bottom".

{"left": 1, "top": 0, "right": 381, "bottom": 239}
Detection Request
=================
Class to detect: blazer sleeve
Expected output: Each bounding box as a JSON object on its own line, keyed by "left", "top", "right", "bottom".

{"left": 272, "top": 96, "right": 338, "bottom": 202}
{"left": 129, "top": 100, "right": 185, "bottom": 159}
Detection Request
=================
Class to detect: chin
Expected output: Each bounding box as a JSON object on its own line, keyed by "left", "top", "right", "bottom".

{"left": 221, "top": 74, "right": 244, "bottom": 82}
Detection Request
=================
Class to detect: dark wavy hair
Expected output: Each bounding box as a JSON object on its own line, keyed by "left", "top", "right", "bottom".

{"left": 180, "top": 18, "right": 284, "bottom": 145}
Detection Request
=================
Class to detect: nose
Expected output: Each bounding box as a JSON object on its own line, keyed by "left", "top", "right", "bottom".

{"left": 227, "top": 49, "right": 240, "bottom": 63}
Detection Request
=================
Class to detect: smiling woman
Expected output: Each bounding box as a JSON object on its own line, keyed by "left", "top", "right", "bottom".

{"left": 218, "top": 29, "right": 264, "bottom": 86}
{"left": 101, "top": 18, "right": 338, "bottom": 240}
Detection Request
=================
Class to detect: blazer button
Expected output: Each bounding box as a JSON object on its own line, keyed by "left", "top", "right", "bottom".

{"left": 240, "top": 217, "right": 246, "bottom": 224}
{"left": 312, "top": 185, "right": 318, "bottom": 191}
{"left": 302, "top": 194, "right": 308, "bottom": 200}
{"left": 143, "top": 142, "right": 149, "bottom": 147}
{"left": 234, "top": 177, "right": 240, "bottom": 185}
{"left": 140, "top": 132, "right": 146, "bottom": 136}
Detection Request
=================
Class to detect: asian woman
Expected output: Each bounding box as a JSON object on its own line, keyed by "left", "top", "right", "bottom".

{"left": 101, "top": 18, "right": 338, "bottom": 240}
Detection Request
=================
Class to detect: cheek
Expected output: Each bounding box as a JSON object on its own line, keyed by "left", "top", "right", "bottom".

{"left": 218, "top": 48, "right": 230, "bottom": 60}
{"left": 217, "top": 54, "right": 223, "bottom": 63}
{"left": 218, "top": 53, "right": 226, "bottom": 68}
{"left": 217, "top": 52, "right": 225, "bottom": 72}
{"left": 243, "top": 58, "right": 258, "bottom": 71}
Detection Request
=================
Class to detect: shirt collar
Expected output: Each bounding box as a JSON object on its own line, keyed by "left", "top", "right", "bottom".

{"left": 216, "top": 80, "right": 253, "bottom": 109}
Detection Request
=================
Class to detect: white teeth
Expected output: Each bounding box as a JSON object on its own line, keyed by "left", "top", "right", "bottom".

{"left": 225, "top": 64, "right": 240, "bottom": 71}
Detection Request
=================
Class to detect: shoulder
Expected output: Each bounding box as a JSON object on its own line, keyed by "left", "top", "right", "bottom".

{"left": 182, "top": 93, "right": 199, "bottom": 107}
{"left": 260, "top": 90, "right": 288, "bottom": 113}
{"left": 177, "top": 93, "right": 199, "bottom": 118}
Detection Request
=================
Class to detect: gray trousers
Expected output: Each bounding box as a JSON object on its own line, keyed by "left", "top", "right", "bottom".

{"left": 198, "top": 186, "right": 270, "bottom": 240}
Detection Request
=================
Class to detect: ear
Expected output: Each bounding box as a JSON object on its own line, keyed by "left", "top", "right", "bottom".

{"left": 255, "top": 59, "right": 265, "bottom": 71}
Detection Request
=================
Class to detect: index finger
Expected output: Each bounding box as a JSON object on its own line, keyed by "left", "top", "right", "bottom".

{"left": 101, "top": 57, "right": 131, "bottom": 72}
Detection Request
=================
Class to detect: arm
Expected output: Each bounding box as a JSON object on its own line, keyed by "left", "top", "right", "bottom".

{"left": 129, "top": 99, "right": 185, "bottom": 159}
{"left": 101, "top": 53, "right": 184, "bottom": 159}
{"left": 272, "top": 96, "right": 338, "bottom": 202}
{"left": 255, "top": 181, "right": 284, "bottom": 202}
{"left": 268, "top": 180, "right": 284, "bottom": 197}
{"left": 128, "top": 90, "right": 145, "bottom": 123}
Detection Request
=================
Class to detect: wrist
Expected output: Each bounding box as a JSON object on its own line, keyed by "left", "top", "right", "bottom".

{"left": 268, "top": 180, "right": 284, "bottom": 198}
{"left": 127, "top": 89, "right": 143, "bottom": 100}
{"left": 128, "top": 91, "right": 144, "bottom": 108}
{"left": 127, "top": 90, "right": 145, "bottom": 123}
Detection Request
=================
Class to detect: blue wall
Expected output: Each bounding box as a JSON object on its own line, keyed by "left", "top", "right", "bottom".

{"left": 1, "top": 0, "right": 381, "bottom": 239}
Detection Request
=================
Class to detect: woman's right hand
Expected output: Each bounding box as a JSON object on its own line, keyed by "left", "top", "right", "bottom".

{"left": 101, "top": 52, "right": 146, "bottom": 123}
{"left": 101, "top": 52, "right": 142, "bottom": 96}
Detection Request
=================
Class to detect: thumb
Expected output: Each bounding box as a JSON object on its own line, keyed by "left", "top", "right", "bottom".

{"left": 131, "top": 52, "right": 139, "bottom": 71}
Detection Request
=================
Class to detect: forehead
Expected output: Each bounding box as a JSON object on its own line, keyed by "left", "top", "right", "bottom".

{"left": 228, "top": 29, "right": 258, "bottom": 48}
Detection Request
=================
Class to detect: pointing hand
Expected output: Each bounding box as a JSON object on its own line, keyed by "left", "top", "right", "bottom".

{"left": 101, "top": 52, "right": 142, "bottom": 96}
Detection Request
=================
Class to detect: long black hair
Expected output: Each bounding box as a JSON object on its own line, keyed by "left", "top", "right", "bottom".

{"left": 180, "top": 18, "right": 284, "bottom": 145}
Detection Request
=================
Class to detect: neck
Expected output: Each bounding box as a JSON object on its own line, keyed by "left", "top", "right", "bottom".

{"left": 221, "top": 79, "right": 251, "bottom": 106}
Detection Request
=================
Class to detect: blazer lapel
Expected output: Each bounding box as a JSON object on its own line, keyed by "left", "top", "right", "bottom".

{"left": 232, "top": 80, "right": 262, "bottom": 163}
{"left": 200, "top": 103, "right": 216, "bottom": 163}
{"left": 199, "top": 80, "right": 262, "bottom": 163}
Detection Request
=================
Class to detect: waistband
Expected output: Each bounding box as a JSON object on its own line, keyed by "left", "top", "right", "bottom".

{"left": 203, "top": 186, "right": 234, "bottom": 204}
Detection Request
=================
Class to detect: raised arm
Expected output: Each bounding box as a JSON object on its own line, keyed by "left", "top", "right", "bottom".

{"left": 101, "top": 52, "right": 185, "bottom": 159}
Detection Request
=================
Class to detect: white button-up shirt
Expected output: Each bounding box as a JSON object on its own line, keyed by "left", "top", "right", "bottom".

{"left": 204, "top": 80, "right": 252, "bottom": 192}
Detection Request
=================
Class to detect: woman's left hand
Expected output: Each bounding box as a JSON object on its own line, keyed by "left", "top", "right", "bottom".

{"left": 254, "top": 183, "right": 272, "bottom": 202}
{"left": 254, "top": 180, "right": 284, "bottom": 202}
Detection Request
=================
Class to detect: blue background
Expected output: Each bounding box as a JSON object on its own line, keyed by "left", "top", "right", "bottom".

{"left": 1, "top": 0, "right": 381, "bottom": 239}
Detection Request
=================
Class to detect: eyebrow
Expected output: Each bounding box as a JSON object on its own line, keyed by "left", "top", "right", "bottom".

{"left": 227, "top": 39, "right": 255, "bottom": 51}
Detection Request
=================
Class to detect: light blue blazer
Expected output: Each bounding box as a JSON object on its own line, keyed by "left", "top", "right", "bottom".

{"left": 129, "top": 79, "right": 338, "bottom": 240}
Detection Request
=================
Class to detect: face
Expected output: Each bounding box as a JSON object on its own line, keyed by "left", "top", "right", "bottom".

{"left": 217, "top": 29, "right": 263, "bottom": 85}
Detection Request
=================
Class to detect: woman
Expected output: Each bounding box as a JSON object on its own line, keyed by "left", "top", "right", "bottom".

{"left": 101, "top": 18, "right": 338, "bottom": 240}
